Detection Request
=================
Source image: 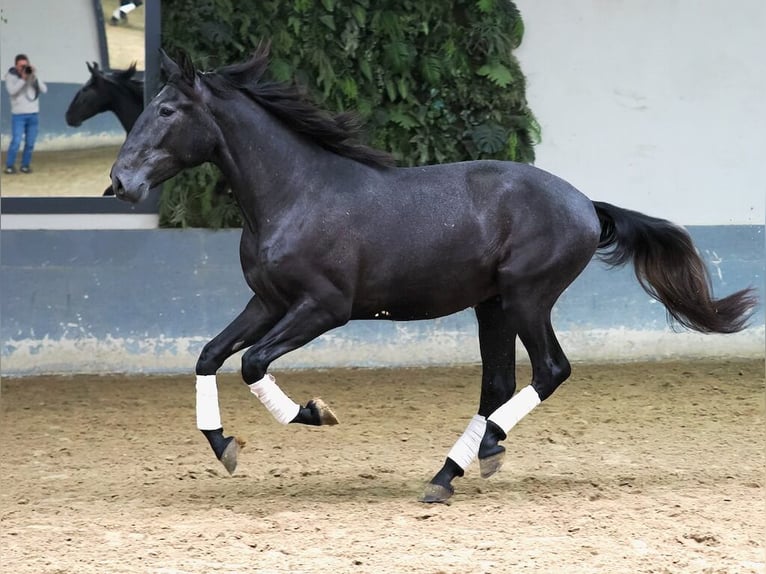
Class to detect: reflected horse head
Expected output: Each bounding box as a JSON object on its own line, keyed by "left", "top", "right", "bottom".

{"left": 65, "top": 61, "right": 143, "bottom": 133}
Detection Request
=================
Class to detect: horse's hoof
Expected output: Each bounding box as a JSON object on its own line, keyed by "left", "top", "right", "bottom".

{"left": 419, "top": 482, "right": 454, "bottom": 504}
{"left": 479, "top": 450, "right": 506, "bottom": 479}
{"left": 310, "top": 398, "right": 339, "bottom": 425}
{"left": 219, "top": 436, "right": 246, "bottom": 475}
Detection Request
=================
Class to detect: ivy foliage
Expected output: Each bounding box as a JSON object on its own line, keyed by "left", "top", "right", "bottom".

{"left": 159, "top": 0, "right": 540, "bottom": 228}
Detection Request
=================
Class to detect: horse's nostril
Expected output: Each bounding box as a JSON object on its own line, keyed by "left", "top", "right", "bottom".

{"left": 112, "top": 175, "right": 125, "bottom": 197}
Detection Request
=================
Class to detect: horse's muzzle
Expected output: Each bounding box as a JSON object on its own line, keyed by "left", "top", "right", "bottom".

{"left": 110, "top": 173, "right": 142, "bottom": 203}
{"left": 64, "top": 111, "right": 82, "bottom": 127}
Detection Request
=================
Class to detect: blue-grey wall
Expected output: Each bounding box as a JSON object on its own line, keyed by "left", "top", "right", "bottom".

{"left": 1, "top": 226, "right": 763, "bottom": 376}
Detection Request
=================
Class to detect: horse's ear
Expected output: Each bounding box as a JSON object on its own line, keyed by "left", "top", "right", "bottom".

{"left": 176, "top": 50, "right": 197, "bottom": 85}
{"left": 160, "top": 49, "right": 196, "bottom": 85}
{"left": 87, "top": 61, "right": 98, "bottom": 74}
{"left": 159, "top": 49, "right": 181, "bottom": 80}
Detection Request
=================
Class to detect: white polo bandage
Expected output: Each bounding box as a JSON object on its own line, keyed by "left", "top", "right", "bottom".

{"left": 248, "top": 373, "right": 300, "bottom": 425}
{"left": 196, "top": 374, "right": 222, "bottom": 430}
{"left": 115, "top": 2, "right": 138, "bottom": 17}
{"left": 447, "top": 414, "right": 487, "bottom": 470}
{"left": 488, "top": 386, "right": 541, "bottom": 434}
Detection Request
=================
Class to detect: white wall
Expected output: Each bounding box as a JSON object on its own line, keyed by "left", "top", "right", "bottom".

{"left": 0, "top": 0, "right": 102, "bottom": 83}
{"left": 516, "top": 0, "right": 765, "bottom": 225}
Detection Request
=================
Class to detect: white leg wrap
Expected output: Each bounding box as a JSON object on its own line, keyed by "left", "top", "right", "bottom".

{"left": 113, "top": 3, "right": 137, "bottom": 19}
{"left": 196, "top": 374, "right": 222, "bottom": 430}
{"left": 487, "top": 385, "right": 541, "bottom": 434}
{"left": 447, "top": 414, "right": 487, "bottom": 471}
{"left": 248, "top": 374, "right": 300, "bottom": 425}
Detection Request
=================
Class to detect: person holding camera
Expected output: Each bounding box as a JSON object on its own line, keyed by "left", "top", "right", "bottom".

{"left": 4, "top": 53, "right": 47, "bottom": 174}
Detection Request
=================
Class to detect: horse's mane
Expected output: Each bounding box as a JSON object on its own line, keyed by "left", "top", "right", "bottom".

{"left": 107, "top": 64, "right": 143, "bottom": 101}
{"left": 198, "top": 46, "right": 395, "bottom": 168}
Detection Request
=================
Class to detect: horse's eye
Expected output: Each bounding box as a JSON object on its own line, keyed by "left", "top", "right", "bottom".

{"left": 159, "top": 106, "right": 175, "bottom": 117}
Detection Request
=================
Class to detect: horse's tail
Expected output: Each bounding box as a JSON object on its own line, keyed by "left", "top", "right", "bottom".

{"left": 593, "top": 201, "right": 758, "bottom": 334}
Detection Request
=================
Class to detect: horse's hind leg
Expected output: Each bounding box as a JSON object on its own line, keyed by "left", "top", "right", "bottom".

{"left": 421, "top": 296, "right": 517, "bottom": 503}
{"left": 478, "top": 292, "right": 571, "bottom": 479}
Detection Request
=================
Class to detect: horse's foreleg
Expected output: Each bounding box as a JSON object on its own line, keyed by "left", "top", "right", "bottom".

{"left": 241, "top": 296, "right": 345, "bottom": 427}
{"left": 422, "top": 297, "right": 516, "bottom": 503}
{"left": 195, "top": 296, "right": 277, "bottom": 474}
{"left": 247, "top": 373, "right": 339, "bottom": 426}
{"left": 478, "top": 302, "right": 571, "bottom": 479}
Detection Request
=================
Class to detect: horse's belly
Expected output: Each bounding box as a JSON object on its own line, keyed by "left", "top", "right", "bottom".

{"left": 351, "top": 268, "right": 497, "bottom": 321}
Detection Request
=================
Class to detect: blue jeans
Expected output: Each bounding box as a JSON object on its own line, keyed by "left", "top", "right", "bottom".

{"left": 6, "top": 113, "right": 39, "bottom": 169}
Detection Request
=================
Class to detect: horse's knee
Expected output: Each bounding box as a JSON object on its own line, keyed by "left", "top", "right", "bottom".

{"left": 196, "top": 344, "right": 223, "bottom": 375}
{"left": 241, "top": 349, "right": 267, "bottom": 384}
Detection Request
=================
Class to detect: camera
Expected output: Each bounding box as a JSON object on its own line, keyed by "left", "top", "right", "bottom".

{"left": 24, "top": 65, "right": 32, "bottom": 74}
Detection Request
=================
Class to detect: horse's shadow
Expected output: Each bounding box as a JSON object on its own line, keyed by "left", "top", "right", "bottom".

{"left": 132, "top": 465, "right": 688, "bottom": 515}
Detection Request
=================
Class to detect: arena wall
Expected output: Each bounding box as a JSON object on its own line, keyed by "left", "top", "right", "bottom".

{"left": 1, "top": 227, "right": 762, "bottom": 376}
{"left": 515, "top": 0, "right": 765, "bottom": 226}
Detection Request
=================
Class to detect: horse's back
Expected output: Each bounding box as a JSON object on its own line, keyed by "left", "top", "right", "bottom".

{"left": 394, "top": 159, "right": 594, "bottom": 213}
{"left": 390, "top": 159, "right": 600, "bottom": 247}
{"left": 497, "top": 161, "right": 600, "bottom": 235}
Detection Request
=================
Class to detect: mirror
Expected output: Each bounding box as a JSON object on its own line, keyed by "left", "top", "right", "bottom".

{"left": 103, "top": 0, "right": 146, "bottom": 71}
{"left": 0, "top": 0, "right": 149, "bottom": 199}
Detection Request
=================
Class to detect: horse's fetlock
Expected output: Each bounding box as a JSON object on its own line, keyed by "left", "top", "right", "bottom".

{"left": 291, "top": 398, "right": 339, "bottom": 426}
{"left": 479, "top": 420, "right": 507, "bottom": 458}
{"left": 201, "top": 428, "right": 227, "bottom": 458}
{"left": 292, "top": 404, "right": 321, "bottom": 426}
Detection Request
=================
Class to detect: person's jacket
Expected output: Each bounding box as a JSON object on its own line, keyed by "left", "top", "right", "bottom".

{"left": 5, "top": 67, "right": 47, "bottom": 114}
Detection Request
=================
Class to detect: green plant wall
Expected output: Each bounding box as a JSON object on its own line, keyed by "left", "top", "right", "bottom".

{"left": 160, "top": 0, "right": 539, "bottom": 227}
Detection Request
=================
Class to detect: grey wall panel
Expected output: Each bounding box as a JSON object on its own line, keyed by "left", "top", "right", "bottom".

{"left": 1, "top": 226, "right": 763, "bottom": 376}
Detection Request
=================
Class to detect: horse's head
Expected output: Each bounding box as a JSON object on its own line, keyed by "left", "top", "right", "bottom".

{"left": 110, "top": 50, "right": 220, "bottom": 203}
{"left": 65, "top": 62, "right": 110, "bottom": 127}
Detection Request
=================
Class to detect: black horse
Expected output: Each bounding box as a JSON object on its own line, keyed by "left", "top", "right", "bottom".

{"left": 65, "top": 61, "right": 143, "bottom": 133}
{"left": 65, "top": 62, "right": 143, "bottom": 196}
{"left": 110, "top": 46, "right": 757, "bottom": 503}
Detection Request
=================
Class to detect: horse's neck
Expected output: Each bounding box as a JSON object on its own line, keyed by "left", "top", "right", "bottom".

{"left": 110, "top": 84, "right": 143, "bottom": 132}
{"left": 215, "top": 102, "right": 355, "bottom": 223}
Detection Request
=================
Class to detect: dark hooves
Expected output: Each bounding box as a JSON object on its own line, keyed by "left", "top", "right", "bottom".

{"left": 219, "top": 436, "right": 246, "bottom": 475}
{"left": 309, "top": 398, "right": 339, "bottom": 425}
{"left": 419, "top": 482, "right": 454, "bottom": 504}
{"left": 479, "top": 448, "right": 506, "bottom": 479}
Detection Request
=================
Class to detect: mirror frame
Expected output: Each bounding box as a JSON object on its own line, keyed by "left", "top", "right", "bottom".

{"left": 93, "top": 0, "right": 111, "bottom": 73}
{"left": 1, "top": 1, "right": 162, "bottom": 230}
